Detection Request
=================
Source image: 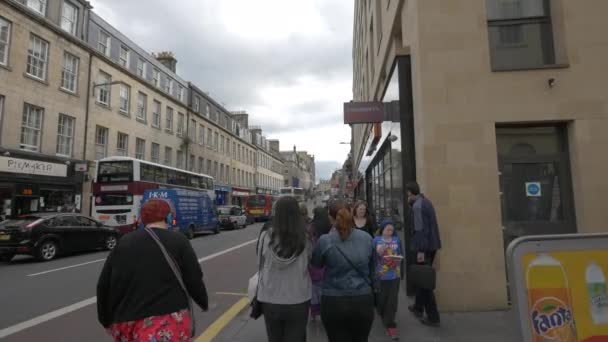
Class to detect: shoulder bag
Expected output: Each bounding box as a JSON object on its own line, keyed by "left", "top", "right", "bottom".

{"left": 249, "top": 232, "right": 265, "bottom": 319}
{"left": 144, "top": 227, "right": 196, "bottom": 337}
{"left": 334, "top": 245, "right": 380, "bottom": 306}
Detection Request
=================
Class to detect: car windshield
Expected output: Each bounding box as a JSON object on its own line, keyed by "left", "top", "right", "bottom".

{"left": 217, "top": 207, "right": 233, "bottom": 215}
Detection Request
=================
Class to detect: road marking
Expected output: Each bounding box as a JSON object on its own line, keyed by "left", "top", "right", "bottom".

{"left": 197, "top": 238, "right": 257, "bottom": 263}
{"left": 27, "top": 258, "right": 107, "bottom": 277}
{"left": 0, "top": 238, "right": 258, "bottom": 338}
{"left": 216, "top": 292, "right": 248, "bottom": 297}
{"left": 195, "top": 297, "right": 250, "bottom": 342}
{"left": 0, "top": 297, "right": 97, "bottom": 339}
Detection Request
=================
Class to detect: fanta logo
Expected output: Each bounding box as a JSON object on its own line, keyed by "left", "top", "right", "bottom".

{"left": 531, "top": 299, "right": 574, "bottom": 336}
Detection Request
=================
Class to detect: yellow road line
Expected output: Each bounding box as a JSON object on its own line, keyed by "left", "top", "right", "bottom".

{"left": 215, "top": 292, "right": 248, "bottom": 297}
{"left": 196, "top": 297, "right": 250, "bottom": 342}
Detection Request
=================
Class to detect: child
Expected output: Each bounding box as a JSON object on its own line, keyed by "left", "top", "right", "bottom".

{"left": 374, "top": 219, "right": 404, "bottom": 340}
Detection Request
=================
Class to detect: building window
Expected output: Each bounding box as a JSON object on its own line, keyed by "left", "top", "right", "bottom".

{"left": 165, "top": 106, "right": 173, "bottom": 132}
{"left": 119, "top": 45, "right": 129, "bottom": 68}
{"left": 193, "top": 96, "right": 200, "bottom": 112}
{"left": 56, "top": 114, "right": 74, "bottom": 157}
{"left": 97, "top": 30, "right": 111, "bottom": 56}
{"left": 152, "top": 100, "right": 161, "bottom": 128}
{"left": 176, "top": 150, "right": 184, "bottom": 169}
{"left": 205, "top": 104, "right": 210, "bottom": 118}
{"left": 137, "top": 58, "right": 146, "bottom": 78}
{"left": 96, "top": 71, "right": 111, "bottom": 105}
{"left": 213, "top": 132, "right": 219, "bottom": 151}
{"left": 178, "top": 86, "right": 185, "bottom": 101}
{"left": 220, "top": 164, "right": 224, "bottom": 182}
{"left": 152, "top": 68, "right": 160, "bottom": 88}
{"left": 176, "top": 112, "right": 185, "bottom": 136}
{"left": 26, "top": 34, "right": 48, "bottom": 80}
{"left": 116, "top": 132, "right": 128, "bottom": 156}
{"left": 189, "top": 154, "right": 195, "bottom": 172}
{"left": 206, "top": 159, "right": 212, "bottom": 176}
{"left": 486, "top": 0, "right": 555, "bottom": 70}
{"left": 95, "top": 126, "right": 108, "bottom": 160}
{"left": 151, "top": 143, "right": 160, "bottom": 163}
{"left": 20, "top": 104, "right": 43, "bottom": 152}
{"left": 119, "top": 85, "right": 130, "bottom": 114}
{"left": 198, "top": 157, "right": 204, "bottom": 174}
{"left": 27, "top": 0, "right": 46, "bottom": 15}
{"left": 233, "top": 142, "right": 236, "bottom": 158}
{"left": 135, "top": 138, "right": 145, "bottom": 160}
{"left": 213, "top": 161, "right": 218, "bottom": 178}
{"left": 0, "top": 17, "right": 10, "bottom": 67}
{"left": 60, "top": 1, "right": 78, "bottom": 35}
{"left": 166, "top": 78, "right": 174, "bottom": 95}
{"left": 207, "top": 128, "right": 212, "bottom": 148}
{"left": 220, "top": 135, "right": 224, "bottom": 154}
{"left": 164, "top": 146, "right": 172, "bottom": 166}
{"left": 189, "top": 119, "right": 196, "bottom": 140}
{"left": 198, "top": 124, "right": 204, "bottom": 145}
{"left": 226, "top": 138, "right": 230, "bottom": 156}
{"left": 136, "top": 92, "right": 147, "bottom": 121}
{"left": 60, "top": 52, "right": 78, "bottom": 93}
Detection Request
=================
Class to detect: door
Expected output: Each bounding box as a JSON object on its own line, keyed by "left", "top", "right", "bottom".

{"left": 47, "top": 216, "right": 81, "bottom": 253}
{"left": 74, "top": 216, "right": 105, "bottom": 249}
{"left": 497, "top": 125, "right": 576, "bottom": 250}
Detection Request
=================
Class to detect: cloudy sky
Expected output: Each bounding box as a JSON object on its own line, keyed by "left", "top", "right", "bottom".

{"left": 90, "top": 0, "right": 353, "bottom": 180}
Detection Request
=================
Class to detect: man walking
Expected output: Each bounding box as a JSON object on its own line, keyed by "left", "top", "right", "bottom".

{"left": 406, "top": 181, "right": 442, "bottom": 327}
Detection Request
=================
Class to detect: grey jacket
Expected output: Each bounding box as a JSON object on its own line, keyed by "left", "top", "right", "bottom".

{"left": 256, "top": 230, "right": 311, "bottom": 305}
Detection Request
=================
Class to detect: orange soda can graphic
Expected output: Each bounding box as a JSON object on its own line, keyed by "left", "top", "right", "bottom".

{"left": 526, "top": 254, "right": 578, "bottom": 342}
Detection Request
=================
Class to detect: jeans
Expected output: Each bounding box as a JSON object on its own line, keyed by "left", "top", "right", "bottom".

{"left": 414, "top": 251, "right": 440, "bottom": 322}
{"left": 262, "top": 301, "right": 310, "bottom": 342}
{"left": 321, "top": 294, "right": 374, "bottom": 342}
{"left": 377, "top": 278, "right": 400, "bottom": 328}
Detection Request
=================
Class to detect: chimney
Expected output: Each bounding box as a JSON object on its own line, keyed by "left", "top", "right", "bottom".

{"left": 154, "top": 51, "right": 177, "bottom": 73}
{"left": 293, "top": 145, "right": 296, "bottom": 153}
{"left": 268, "top": 140, "right": 280, "bottom": 152}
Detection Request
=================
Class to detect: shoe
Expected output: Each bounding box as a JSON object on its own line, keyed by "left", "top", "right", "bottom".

{"left": 387, "top": 328, "right": 399, "bottom": 340}
{"left": 419, "top": 317, "right": 440, "bottom": 327}
{"left": 408, "top": 305, "right": 423, "bottom": 318}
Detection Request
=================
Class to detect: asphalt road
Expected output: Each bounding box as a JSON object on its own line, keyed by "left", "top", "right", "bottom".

{"left": 0, "top": 222, "right": 263, "bottom": 342}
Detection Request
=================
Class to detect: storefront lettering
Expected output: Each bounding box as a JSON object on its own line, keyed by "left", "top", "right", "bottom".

{"left": 0, "top": 156, "right": 67, "bottom": 177}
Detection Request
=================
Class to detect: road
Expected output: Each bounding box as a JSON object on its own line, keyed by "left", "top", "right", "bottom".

{"left": 0, "top": 223, "right": 263, "bottom": 342}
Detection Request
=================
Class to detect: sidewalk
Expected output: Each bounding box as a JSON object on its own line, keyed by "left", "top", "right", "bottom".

{"left": 215, "top": 290, "right": 520, "bottom": 342}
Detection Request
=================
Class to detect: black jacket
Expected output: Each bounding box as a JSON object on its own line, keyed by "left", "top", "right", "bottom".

{"left": 354, "top": 217, "right": 378, "bottom": 237}
{"left": 97, "top": 228, "right": 208, "bottom": 327}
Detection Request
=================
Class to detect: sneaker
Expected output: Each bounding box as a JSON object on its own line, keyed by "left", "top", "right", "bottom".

{"left": 419, "top": 317, "right": 440, "bottom": 327}
{"left": 387, "top": 328, "right": 399, "bottom": 340}
{"left": 408, "top": 305, "right": 423, "bottom": 318}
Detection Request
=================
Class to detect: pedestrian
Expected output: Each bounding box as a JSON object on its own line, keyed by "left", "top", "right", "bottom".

{"left": 308, "top": 206, "right": 332, "bottom": 321}
{"left": 406, "top": 181, "right": 442, "bottom": 327}
{"left": 257, "top": 196, "right": 311, "bottom": 342}
{"left": 97, "top": 199, "right": 209, "bottom": 342}
{"left": 374, "top": 219, "right": 404, "bottom": 340}
{"left": 300, "top": 202, "right": 311, "bottom": 224}
{"left": 312, "top": 200, "right": 375, "bottom": 342}
{"left": 353, "top": 201, "right": 378, "bottom": 237}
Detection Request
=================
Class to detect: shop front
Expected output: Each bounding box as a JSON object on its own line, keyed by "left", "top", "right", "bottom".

{"left": 214, "top": 185, "right": 231, "bottom": 206}
{"left": 255, "top": 187, "right": 275, "bottom": 196}
{"left": 231, "top": 187, "right": 252, "bottom": 207}
{"left": 0, "top": 151, "right": 85, "bottom": 220}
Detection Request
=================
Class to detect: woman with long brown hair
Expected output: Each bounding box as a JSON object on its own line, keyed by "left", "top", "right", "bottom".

{"left": 353, "top": 201, "right": 378, "bottom": 237}
{"left": 311, "top": 200, "right": 375, "bottom": 342}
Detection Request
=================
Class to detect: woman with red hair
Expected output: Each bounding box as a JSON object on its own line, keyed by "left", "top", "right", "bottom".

{"left": 312, "top": 200, "right": 375, "bottom": 342}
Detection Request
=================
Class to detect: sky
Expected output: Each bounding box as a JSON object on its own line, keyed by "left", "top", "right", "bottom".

{"left": 89, "top": 0, "right": 354, "bottom": 180}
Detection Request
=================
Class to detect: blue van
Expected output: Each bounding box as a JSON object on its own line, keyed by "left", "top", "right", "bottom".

{"left": 140, "top": 189, "right": 220, "bottom": 239}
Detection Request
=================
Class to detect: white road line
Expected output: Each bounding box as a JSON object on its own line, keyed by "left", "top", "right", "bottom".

{"left": 0, "top": 297, "right": 97, "bottom": 339}
{"left": 0, "top": 237, "right": 258, "bottom": 338}
{"left": 27, "top": 258, "right": 107, "bottom": 277}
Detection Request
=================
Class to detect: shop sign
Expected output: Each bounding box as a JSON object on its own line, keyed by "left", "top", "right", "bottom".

{"left": 214, "top": 185, "right": 231, "bottom": 193}
{"left": 232, "top": 191, "right": 249, "bottom": 197}
{"left": 344, "top": 102, "right": 384, "bottom": 124}
{"left": 74, "top": 163, "right": 88, "bottom": 172}
{"left": 100, "top": 185, "right": 128, "bottom": 192}
{"left": 0, "top": 156, "right": 67, "bottom": 177}
{"left": 507, "top": 234, "right": 608, "bottom": 342}
{"left": 526, "top": 182, "right": 542, "bottom": 197}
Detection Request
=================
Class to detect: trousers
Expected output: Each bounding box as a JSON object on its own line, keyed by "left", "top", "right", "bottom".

{"left": 377, "top": 278, "right": 400, "bottom": 328}
{"left": 262, "top": 301, "right": 310, "bottom": 342}
{"left": 321, "top": 294, "right": 374, "bottom": 342}
{"left": 414, "top": 251, "right": 440, "bottom": 322}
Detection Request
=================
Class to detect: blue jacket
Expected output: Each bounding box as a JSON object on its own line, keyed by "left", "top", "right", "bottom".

{"left": 411, "top": 194, "right": 442, "bottom": 253}
{"left": 311, "top": 229, "right": 374, "bottom": 297}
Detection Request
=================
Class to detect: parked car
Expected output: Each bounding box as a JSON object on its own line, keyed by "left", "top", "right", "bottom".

{"left": 217, "top": 206, "right": 248, "bottom": 230}
{"left": 0, "top": 213, "right": 120, "bottom": 262}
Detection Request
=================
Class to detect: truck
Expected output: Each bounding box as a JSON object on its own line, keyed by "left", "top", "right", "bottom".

{"left": 140, "top": 188, "right": 220, "bottom": 239}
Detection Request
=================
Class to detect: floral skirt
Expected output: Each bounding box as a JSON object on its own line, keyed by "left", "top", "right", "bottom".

{"left": 107, "top": 309, "right": 192, "bottom": 342}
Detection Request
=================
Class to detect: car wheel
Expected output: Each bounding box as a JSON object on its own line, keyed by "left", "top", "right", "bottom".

{"left": 232, "top": 222, "right": 239, "bottom": 230}
{"left": 105, "top": 235, "right": 118, "bottom": 250}
{"left": 36, "top": 240, "right": 58, "bottom": 261}
{"left": 187, "top": 226, "right": 195, "bottom": 240}
{"left": 0, "top": 254, "right": 14, "bottom": 262}
{"left": 213, "top": 224, "right": 220, "bottom": 234}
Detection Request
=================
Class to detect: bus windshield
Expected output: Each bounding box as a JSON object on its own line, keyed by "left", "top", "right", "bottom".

{"left": 95, "top": 193, "right": 134, "bottom": 206}
{"left": 98, "top": 161, "right": 133, "bottom": 183}
{"left": 247, "top": 195, "right": 267, "bottom": 207}
{"left": 293, "top": 188, "right": 303, "bottom": 195}
{"left": 280, "top": 188, "right": 292, "bottom": 194}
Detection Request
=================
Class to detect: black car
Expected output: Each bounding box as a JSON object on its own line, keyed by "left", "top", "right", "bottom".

{"left": 0, "top": 213, "right": 120, "bottom": 262}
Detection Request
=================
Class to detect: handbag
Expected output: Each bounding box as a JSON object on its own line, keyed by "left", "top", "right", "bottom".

{"left": 249, "top": 233, "right": 265, "bottom": 319}
{"left": 144, "top": 228, "right": 196, "bottom": 337}
{"left": 334, "top": 245, "right": 380, "bottom": 306}
{"left": 409, "top": 263, "right": 436, "bottom": 290}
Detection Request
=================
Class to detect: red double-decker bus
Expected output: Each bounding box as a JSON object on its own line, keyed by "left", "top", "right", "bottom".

{"left": 244, "top": 194, "right": 276, "bottom": 221}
